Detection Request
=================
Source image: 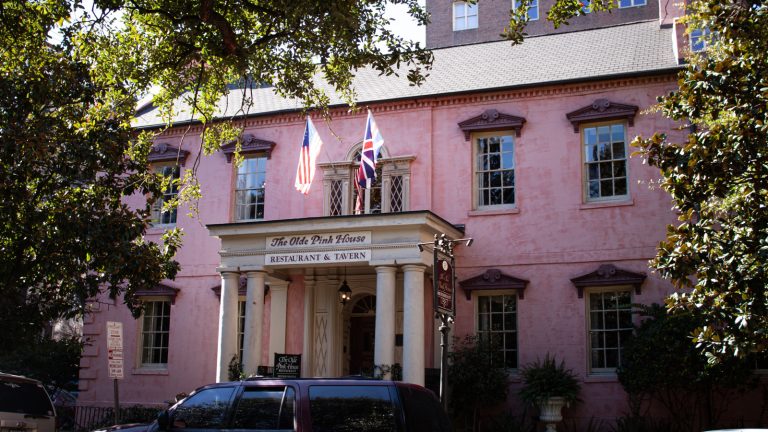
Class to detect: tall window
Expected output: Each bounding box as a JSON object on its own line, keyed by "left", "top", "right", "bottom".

{"left": 587, "top": 289, "right": 632, "bottom": 372}
{"left": 320, "top": 145, "right": 411, "bottom": 216}
{"left": 477, "top": 294, "right": 518, "bottom": 369}
{"left": 513, "top": 0, "right": 539, "bottom": 20}
{"left": 353, "top": 156, "right": 383, "bottom": 215}
{"left": 583, "top": 123, "right": 628, "bottom": 201}
{"left": 476, "top": 133, "right": 515, "bottom": 208}
{"left": 235, "top": 156, "right": 267, "bottom": 221}
{"left": 453, "top": 2, "right": 478, "bottom": 31}
{"left": 140, "top": 300, "right": 171, "bottom": 368}
{"left": 618, "top": 0, "right": 645, "bottom": 7}
{"left": 151, "top": 165, "right": 180, "bottom": 226}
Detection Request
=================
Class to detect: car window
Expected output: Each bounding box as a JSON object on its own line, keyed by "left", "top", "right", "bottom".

{"left": 0, "top": 379, "right": 55, "bottom": 417}
{"left": 397, "top": 386, "right": 451, "bottom": 432}
{"left": 309, "top": 385, "right": 397, "bottom": 432}
{"left": 172, "top": 387, "right": 234, "bottom": 429}
{"left": 230, "top": 386, "right": 295, "bottom": 431}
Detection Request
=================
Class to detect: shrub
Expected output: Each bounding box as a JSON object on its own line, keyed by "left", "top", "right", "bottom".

{"left": 518, "top": 354, "right": 580, "bottom": 406}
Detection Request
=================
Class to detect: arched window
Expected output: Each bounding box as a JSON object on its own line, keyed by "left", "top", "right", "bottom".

{"left": 319, "top": 143, "right": 414, "bottom": 216}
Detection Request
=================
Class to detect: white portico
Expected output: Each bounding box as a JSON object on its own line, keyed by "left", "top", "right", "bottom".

{"left": 207, "top": 211, "right": 463, "bottom": 385}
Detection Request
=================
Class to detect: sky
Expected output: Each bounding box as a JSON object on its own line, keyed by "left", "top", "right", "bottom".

{"left": 385, "top": 2, "right": 427, "bottom": 46}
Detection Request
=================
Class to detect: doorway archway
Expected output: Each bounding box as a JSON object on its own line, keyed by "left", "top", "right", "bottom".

{"left": 347, "top": 295, "right": 376, "bottom": 375}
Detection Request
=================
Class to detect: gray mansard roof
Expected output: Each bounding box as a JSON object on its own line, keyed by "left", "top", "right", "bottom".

{"left": 135, "top": 20, "right": 679, "bottom": 128}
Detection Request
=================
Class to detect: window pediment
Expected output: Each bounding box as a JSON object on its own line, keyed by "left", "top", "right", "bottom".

{"left": 148, "top": 143, "right": 189, "bottom": 165}
{"left": 566, "top": 99, "right": 638, "bottom": 133}
{"left": 221, "top": 134, "right": 276, "bottom": 162}
{"left": 459, "top": 268, "right": 529, "bottom": 299}
{"left": 458, "top": 109, "right": 526, "bottom": 140}
{"left": 570, "top": 264, "right": 646, "bottom": 298}
{"left": 134, "top": 283, "right": 180, "bottom": 304}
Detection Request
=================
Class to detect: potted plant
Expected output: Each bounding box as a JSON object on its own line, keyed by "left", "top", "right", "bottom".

{"left": 519, "top": 354, "right": 581, "bottom": 432}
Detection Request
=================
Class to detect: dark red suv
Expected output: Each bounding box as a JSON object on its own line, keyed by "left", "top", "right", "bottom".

{"left": 108, "top": 378, "right": 451, "bottom": 432}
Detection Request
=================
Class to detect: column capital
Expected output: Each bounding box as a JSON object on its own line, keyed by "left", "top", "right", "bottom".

{"left": 244, "top": 270, "right": 267, "bottom": 277}
{"left": 401, "top": 264, "right": 427, "bottom": 274}
{"left": 375, "top": 265, "right": 397, "bottom": 275}
{"left": 217, "top": 267, "right": 240, "bottom": 276}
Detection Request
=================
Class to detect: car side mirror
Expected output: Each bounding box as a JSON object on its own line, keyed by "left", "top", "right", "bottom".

{"left": 157, "top": 410, "right": 170, "bottom": 431}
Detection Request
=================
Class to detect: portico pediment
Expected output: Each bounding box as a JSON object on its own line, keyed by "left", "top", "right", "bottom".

{"left": 207, "top": 211, "right": 464, "bottom": 271}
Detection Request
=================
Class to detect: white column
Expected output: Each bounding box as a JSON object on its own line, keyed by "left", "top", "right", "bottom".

{"left": 216, "top": 271, "right": 240, "bottom": 382}
{"left": 374, "top": 266, "right": 397, "bottom": 379}
{"left": 269, "top": 279, "right": 289, "bottom": 365}
{"left": 402, "top": 264, "right": 426, "bottom": 386}
{"left": 242, "top": 271, "right": 266, "bottom": 375}
{"left": 302, "top": 275, "right": 315, "bottom": 377}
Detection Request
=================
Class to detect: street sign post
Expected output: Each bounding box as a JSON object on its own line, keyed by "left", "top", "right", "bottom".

{"left": 106, "top": 321, "right": 123, "bottom": 424}
{"left": 419, "top": 233, "right": 472, "bottom": 410}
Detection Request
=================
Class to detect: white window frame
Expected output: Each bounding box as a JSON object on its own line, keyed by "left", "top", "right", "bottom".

{"left": 137, "top": 297, "right": 172, "bottom": 370}
{"left": 453, "top": 1, "right": 478, "bottom": 31}
{"left": 473, "top": 131, "right": 517, "bottom": 211}
{"left": 585, "top": 286, "right": 633, "bottom": 374}
{"left": 151, "top": 164, "right": 180, "bottom": 227}
{"left": 618, "top": 0, "right": 646, "bottom": 8}
{"left": 234, "top": 156, "right": 267, "bottom": 221}
{"left": 474, "top": 291, "right": 519, "bottom": 370}
{"left": 581, "top": 121, "right": 630, "bottom": 203}
{"left": 513, "top": 0, "right": 539, "bottom": 21}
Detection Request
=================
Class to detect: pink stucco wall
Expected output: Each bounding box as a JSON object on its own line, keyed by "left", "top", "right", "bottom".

{"left": 80, "top": 76, "right": 702, "bottom": 422}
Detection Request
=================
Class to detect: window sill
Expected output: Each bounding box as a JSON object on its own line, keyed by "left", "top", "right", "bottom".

{"left": 147, "top": 225, "right": 176, "bottom": 234}
{"left": 468, "top": 207, "right": 520, "bottom": 217}
{"left": 583, "top": 374, "right": 619, "bottom": 383}
{"left": 133, "top": 368, "right": 169, "bottom": 376}
{"left": 579, "top": 198, "right": 634, "bottom": 210}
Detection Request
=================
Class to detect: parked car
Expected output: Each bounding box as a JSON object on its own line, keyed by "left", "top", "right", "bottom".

{"left": 95, "top": 377, "right": 450, "bottom": 432}
{"left": 0, "top": 372, "right": 56, "bottom": 432}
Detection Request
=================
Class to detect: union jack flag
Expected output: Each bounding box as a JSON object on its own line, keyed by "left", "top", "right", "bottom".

{"left": 357, "top": 110, "right": 384, "bottom": 189}
{"left": 295, "top": 116, "right": 323, "bottom": 194}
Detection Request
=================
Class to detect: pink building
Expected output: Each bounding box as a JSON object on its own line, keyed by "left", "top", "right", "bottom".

{"left": 78, "top": 1, "right": 709, "bottom": 424}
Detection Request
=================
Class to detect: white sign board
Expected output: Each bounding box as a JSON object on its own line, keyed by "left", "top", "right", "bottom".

{"left": 266, "top": 231, "right": 371, "bottom": 250}
{"left": 106, "top": 321, "right": 124, "bottom": 379}
{"left": 266, "top": 250, "right": 371, "bottom": 266}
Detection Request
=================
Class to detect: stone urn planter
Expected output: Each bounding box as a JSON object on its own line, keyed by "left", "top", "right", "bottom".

{"left": 518, "top": 354, "right": 581, "bottom": 432}
{"left": 539, "top": 396, "right": 567, "bottom": 432}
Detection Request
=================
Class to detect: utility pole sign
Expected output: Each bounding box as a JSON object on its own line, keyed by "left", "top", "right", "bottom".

{"left": 106, "top": 321, "right": 123, "bottom": 424}
{"left": 106, "top": 321, "right": 124, "bottom": 379}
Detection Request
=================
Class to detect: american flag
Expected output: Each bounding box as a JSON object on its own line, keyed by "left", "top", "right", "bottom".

{"left": 295, "top": 116, "right": 323, "bottom": 194}
{"left": 356, "top": 110, "right": 384, "bottom": 189}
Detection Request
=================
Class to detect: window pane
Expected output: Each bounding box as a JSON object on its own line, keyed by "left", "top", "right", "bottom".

{"left": 584, "top": 128, "right": 597, "bottom": 146}
{"left": 174, "top": 387, "right": 235, "bottom": 429}
{"left": 309, "top": 386, "right": 396, "bottom": 432}
{"left": 467, "top": 14, "right": 478, "bottom": 28}
{"left": 599, "top": 143, "right": 612, "bottom": 161}
{"left": 585, "top": 145, "right": 597, "bottom": 163}
{"left": 232, "top": 387, "right": 295, "bottom": 429}
{"left": 600, "top": 180, "right": 614, "bottom": 196}
{"left": 588, "top": 164, "right": 599, "bottom": 180}
{"left": 614, "top": 178, "right": 627, "bottom": 196}
{"left": 588, "top": 180, "right": 600, "bottom": 198}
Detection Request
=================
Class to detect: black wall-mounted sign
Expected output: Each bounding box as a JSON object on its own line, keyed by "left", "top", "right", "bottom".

{"left": 434, "top": 254, "right": 455, "bottom": 317}
{"left": 273, "top": 353, "right": 301, "bottom": 378}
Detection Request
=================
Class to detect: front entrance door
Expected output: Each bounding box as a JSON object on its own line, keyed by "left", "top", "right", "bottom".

{"left": 349, "top": 316, "right": 375, "bottom": 374}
